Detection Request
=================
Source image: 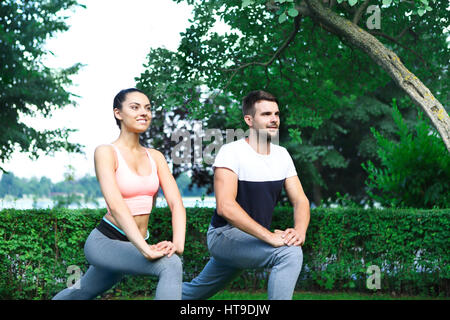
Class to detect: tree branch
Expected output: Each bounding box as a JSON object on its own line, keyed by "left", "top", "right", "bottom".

{"left": 329, "top": 0, "right": 336, "bottom": 10}
{"left": 395, "top": 25, "right": 410, "bottom": 41}
{"left": 352, "top": 0, "right": 371, "bottom": 25}
{"left": 224, "top": 14, "right": 302, "bottom": 74}
{"left": 303, "top": 0, "right": 450, "bottom": 152}
{"left": 218, "top": 12, "right": 304, "bottom": 96}
{"left": 368, "top": 30, "right": 436, "bottom": 77}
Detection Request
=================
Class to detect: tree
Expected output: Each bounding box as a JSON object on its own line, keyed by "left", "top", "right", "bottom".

{"left": 136, "top": 0, "right": 448, "bottom": 204}
{"left": 230, "top": 0, "right": 450, "bottom": 149}
{"left": 300, "top": 0, "right": 449, "bottom": 151}
{"left": 0, "top": 0, "right": 84, "bottom": 172}
{"left": 38, "top": 176, "right": 53, "bottom": 198}
{"left": 0, "top": 172, "right": 19, "bottom": 197}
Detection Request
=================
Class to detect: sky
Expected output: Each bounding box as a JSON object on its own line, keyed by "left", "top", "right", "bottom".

{"left": 2, "top": 0, "right": 193, "bottom": 183}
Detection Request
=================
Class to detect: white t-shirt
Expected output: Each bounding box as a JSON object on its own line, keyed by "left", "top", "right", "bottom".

{"left": 211, "top": 138, "right": 297, "bottom": 229}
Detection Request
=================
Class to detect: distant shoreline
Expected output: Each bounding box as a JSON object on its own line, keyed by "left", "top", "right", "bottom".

{"left": 0, "top": 195, "right": 216, "bottom": 210}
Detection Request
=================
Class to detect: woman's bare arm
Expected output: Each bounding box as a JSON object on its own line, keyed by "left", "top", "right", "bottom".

{"left": 150, "top": 149, "right": 186, "bottom": 256}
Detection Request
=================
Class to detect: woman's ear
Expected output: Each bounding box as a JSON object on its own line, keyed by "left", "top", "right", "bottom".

{"left": 113, "top": 108, "right": 122, "bottom": 121}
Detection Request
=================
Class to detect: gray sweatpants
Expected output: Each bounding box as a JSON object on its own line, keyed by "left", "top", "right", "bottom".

{"left": 182, "top": 224, "right": 303, "bottom": 300}
{"left": 52, "top": 228, "right": 182, "bottom": 300}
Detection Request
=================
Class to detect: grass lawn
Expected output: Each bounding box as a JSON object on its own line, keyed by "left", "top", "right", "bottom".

{"left": 208, "top": 290, "right": 448, "bottom": 300}
{"left": 117, "top": 290, "right": 448, "bottom": 300}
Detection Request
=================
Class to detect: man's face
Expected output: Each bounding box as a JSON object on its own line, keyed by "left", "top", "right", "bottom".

{"left": 245, "top": 100, "right": 280, "bottom": 140}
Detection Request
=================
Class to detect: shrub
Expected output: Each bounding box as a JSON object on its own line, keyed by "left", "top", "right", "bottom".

{"left": 362, "top": 102, "right": 450, "bottom": 208}
{"left": 0, "top": 207, "right": 448, "bottom": 299}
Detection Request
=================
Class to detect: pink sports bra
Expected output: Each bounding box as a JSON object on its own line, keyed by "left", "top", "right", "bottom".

{"left": 106, "top": 144, "right": 159, "bottom": 216}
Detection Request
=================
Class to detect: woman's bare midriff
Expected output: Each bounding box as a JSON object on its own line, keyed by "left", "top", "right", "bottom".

{"left": 104, "top": 213, "right": 150, "bottom": 239}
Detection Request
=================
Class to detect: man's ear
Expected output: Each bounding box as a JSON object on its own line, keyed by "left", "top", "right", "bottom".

{"left": 244, "top": 114, "right": 253, "bottom": 127}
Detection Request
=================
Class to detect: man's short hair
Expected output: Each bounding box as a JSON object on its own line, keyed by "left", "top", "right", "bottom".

{"left": 242, "top": 90, "right": 279, "bottom": 117}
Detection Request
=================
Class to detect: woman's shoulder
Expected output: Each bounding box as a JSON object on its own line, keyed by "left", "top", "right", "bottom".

{"left": 146, "top": 148, "right": 166, "bottom": 162}
{"left": 95, "top": 143, "right": 115, "bottom": 153}
{"left": 93, "top": 144, "right": 118, "bottom": 170}
{"left": 94, "top": 144, "right": 116, "bottom": 160}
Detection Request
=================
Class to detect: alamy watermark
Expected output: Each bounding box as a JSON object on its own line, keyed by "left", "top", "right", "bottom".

{"left": 366, "top": 265, "right": 381, "bottom": 290}
{"left": 170, "top": 126, "right": 279, "bottom": 165}
{"left": 366, "top": 5, "right": 381, "bottom": 30}
{"left": 66, "top": 265, "right": 82, "bottom": 289}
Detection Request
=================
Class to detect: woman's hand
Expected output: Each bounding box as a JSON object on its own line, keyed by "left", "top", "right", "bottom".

{"left": 152, "top": 241, "right": 178, "bottom": 258}
{"left": 142, "top": 245, "right": 167, "bottom": 260}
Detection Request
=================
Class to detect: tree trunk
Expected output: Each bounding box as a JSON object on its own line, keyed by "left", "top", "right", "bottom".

{"left": 303, "top": 0, "right": 450, "bottom": 152}
{"left": 312, "top": 160, "right": 323, "bottom": 206}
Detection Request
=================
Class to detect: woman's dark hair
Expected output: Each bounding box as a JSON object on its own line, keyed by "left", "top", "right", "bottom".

{"left": 113, "top": 88, "right": 146, "bottom": 128}
{"left": 242, "top": 90, "right": 279, "bottom": 117}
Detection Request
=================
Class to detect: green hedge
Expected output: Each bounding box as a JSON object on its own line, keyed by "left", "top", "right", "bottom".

{"left": 0, "top": 207, "right": 448, "bottom": 299}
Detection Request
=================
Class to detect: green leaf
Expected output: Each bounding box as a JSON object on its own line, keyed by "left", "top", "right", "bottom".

{"left": 242, "top": 0, "right": 253, "bottom": 8}
{"left": 287, "top": 8, "right": 299, "bottom": 17}
{"left": 348, "top": 0, "right": 358, "bottom": 6}
{"left": 382, "top": 0, "right": 392, "bottom": 6}
{"left": 288, "top": 128, "right": 303, "bottom": 144}
{"left": 278, "top": 12, "right": 288, "bottom": 23}
{"left": 417, "top": 8, "right": 426, "bottom": 16}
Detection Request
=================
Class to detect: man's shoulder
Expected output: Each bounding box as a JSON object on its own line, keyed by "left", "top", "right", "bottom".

{"left": 271, "top": 143, "right": 290, "bottom": 155}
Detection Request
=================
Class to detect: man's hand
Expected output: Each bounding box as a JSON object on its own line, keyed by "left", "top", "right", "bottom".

{"left": 267, "top": 231, "right": 286, "bottom": 247}
{"left": 274, "top": 228, "right": 305, "bottom": 246}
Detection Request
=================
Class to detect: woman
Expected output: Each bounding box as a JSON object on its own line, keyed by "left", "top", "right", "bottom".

{"left": 53, "top": 88, "right": 186, "bottom": 300}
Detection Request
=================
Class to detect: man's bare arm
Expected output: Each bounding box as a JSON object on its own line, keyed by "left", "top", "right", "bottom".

{"left": 280, "top": 175, "right": 310, "bottom": 246}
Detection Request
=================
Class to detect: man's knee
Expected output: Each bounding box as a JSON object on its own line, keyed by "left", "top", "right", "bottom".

{"left": 278, "top": 245, "right": 303, "bottom": 270}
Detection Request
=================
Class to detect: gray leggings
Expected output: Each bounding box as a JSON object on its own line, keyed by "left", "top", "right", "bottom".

{"left": 52, "top": 228, "right": 182, "bottom": 300}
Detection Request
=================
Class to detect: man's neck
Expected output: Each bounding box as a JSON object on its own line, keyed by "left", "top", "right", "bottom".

{"left": 245, "top": 134, "right": 271, "bottom": 155}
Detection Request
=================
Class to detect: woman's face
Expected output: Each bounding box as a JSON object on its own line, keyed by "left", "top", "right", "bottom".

{"left": 114, "top": 91, "right": 152, "bottom": 133}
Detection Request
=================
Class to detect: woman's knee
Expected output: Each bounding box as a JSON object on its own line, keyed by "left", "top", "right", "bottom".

{"left": 159, "top": 254, "right": 183, "bottom": 276}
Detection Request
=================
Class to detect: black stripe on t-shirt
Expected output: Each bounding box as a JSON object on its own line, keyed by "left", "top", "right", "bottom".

{"left": 211, "top": 179, "right": 284, "bottom": 229}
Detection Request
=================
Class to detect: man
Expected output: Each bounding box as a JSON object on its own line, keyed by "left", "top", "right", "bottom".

{"left": 182, "top": 90, "right": 310, "bottom": 300}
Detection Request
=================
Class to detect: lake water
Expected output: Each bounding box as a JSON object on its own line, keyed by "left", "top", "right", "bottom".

{"left": 0, "top": 196, "right": 216, "bottom": 210}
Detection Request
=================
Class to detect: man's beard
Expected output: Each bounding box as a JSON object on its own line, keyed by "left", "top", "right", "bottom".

{"left": 255, "top": 128, "right": 279, "bottom": 144}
